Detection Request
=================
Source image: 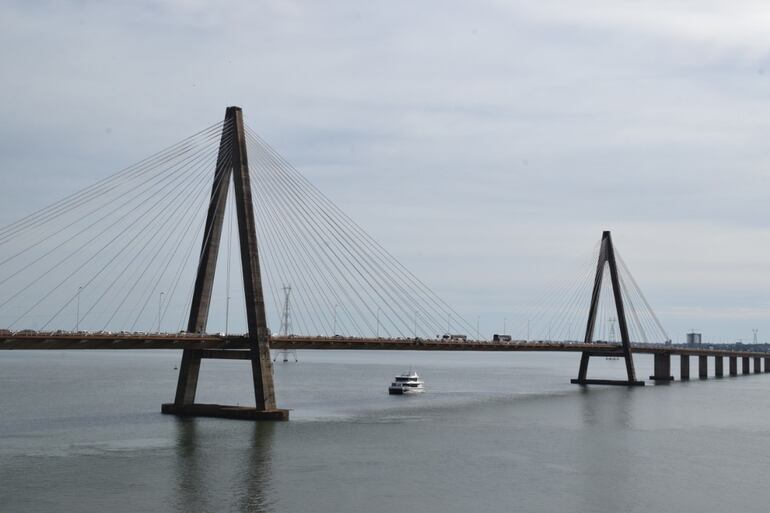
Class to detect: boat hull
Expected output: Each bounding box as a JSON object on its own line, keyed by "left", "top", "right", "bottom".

{"left": 388, "top": 386, "right": 424, "bottom": 395}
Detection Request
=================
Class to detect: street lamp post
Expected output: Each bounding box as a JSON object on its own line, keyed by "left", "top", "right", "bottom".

{"left": 158, "top": 291, "right": 164, "bottom": 333}
{"left": 225, "top": 295, "right": 231, "bottom": 336}
{"left": 333, "top": 304, "right": 338, "bottom": 335}
{"left": 76, "top": 286, "right": 82, "bottom": 332}
{"left": 376, "top": 307, "right": 381, "bottom": 338}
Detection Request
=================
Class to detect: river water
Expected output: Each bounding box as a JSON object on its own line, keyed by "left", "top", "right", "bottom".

{"left": 1, "top": 349, "right": 769, "bottom": 512}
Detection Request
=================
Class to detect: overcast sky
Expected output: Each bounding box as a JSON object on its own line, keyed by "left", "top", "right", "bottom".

{"left": 2, "top": 1, "right": 770, "bottom": 342}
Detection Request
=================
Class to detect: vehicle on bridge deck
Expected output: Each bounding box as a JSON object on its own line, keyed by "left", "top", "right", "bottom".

{"left": 388, "top": 371, "right": 425, "bottom": 395}
{"left": 493, "top": 334, "right": 512, "bottom": 342}
{"left": 442, "top": 334, "right": 467, "bottom": 341}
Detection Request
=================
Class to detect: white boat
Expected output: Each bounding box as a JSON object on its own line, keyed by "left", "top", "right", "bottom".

{"left": 388, "top": 371, "right": 425, "bottom": 395}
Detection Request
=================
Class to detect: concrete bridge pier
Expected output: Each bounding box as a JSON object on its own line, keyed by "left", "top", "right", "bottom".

{"left": 729, "top": 356, "right": 738, "bottom": 376}
{"left": 162, "top": 107, "right": 288, "bottom": 422}
{"left": 680, "top": 355, "right": 689, "bottom": 380}
{"left": 765, "top": 357, "right": 770, "bottom": 373}
{"left": 714, "top": 356, "right": 723, "bottom": 378}
{"left": 742, "top": 357, "right": 751, "bottom": 374}
{"left": 754, "top": 357, "right": 762, "bottom": 373}
{"left": 650, "top": 352, "right": 674, "bottom": 381}
{"left": 699, "top": 355, "right": 708, "bottom": 379}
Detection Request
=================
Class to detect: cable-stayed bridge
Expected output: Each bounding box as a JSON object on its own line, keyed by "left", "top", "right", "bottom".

{"left": 1, "top": 106, "right": 767, "bottom": 421}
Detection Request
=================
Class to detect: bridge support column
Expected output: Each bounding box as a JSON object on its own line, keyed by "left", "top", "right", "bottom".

{"left": 680, "top": 355, "right": 690, "bottom": 380}
{"left": 699, "top": 355, "right": 708, "bottom": 379}
{"left": 714, "top": 356, "right": 723, "bottom": 377}
{"left": 754, "top": 357, "right": 762, "bottom": 373}
{"left": 765, "top": 357, "right": 770, "bottom": 373}
{"left": 650, "top": 352, "right": 673, "bottom": 382}
{"left": 162, "top": 106, "right": 288, "bottom": 421}
{"left": 742, "top": 357, "right": 751, "bottom": 375}
{"left": 729, "top": 356, "right": 738, "bottom": 376}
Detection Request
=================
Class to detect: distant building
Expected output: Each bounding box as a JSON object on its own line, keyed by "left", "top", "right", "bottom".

{"left": 686, "top": 332, "right": 702, "bottom": 345}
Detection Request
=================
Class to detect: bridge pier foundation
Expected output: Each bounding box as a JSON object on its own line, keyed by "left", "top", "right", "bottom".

{"left": 729, "top": 357, "right": 738, "bottom": 376}
{"left": 714, "top": 356, "right": 723, "bottom": 377}
{"left": 650, "top": 352, "right": 674, "bottom": 382}
{"left": 699, "top": 355, "right": 708, "bottom": 379}
{"left": 754, "top": 357, "right": 762, "bottom": 373}
{"left": 680, "top": 355, "right": 690, "bottom": 380}
{"left": 742, "top": 357, "right": 751, "bottom": 375}
{"left": 162, "top": 350, "right": 288, "bottom": 420}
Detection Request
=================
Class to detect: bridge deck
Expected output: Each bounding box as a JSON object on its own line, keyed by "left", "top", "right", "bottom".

{"left": 0, "top": 334, "right": 767, "bottom": 359}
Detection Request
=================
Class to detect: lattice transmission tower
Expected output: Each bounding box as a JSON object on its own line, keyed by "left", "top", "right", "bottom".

{"left": 274, "top": 285, "right": 298, "bottom": 363}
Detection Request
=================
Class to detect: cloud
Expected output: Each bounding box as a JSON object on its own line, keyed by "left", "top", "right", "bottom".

{"left": 1, "top": 1, "right": 769, "bottom": 340}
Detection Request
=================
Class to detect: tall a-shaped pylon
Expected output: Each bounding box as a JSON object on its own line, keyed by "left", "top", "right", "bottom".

{"left": 571, "top": 231, "right": 644, "bottom": 386}
{"left": 162, "top": 106, "right": 289, "bottom": 420}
